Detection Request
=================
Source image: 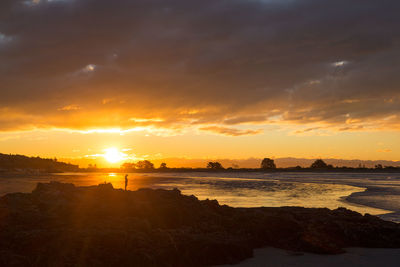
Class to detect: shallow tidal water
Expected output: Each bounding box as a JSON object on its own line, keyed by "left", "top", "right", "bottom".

{"left": 1, "top": 172, "right": 400, "bottom": 222}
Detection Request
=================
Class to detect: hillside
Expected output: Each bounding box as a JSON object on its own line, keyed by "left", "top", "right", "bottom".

{"left": 0, "top": 153, "right": 79, "bottom": 173}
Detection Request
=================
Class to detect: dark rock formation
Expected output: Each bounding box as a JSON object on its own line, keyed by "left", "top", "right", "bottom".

{"left": 0, "top": 182, "right": 399, "bottom": 266}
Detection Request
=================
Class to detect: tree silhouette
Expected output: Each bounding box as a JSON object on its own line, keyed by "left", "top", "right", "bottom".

{"left": 159, "top": 162, "right": 167, "bottom": 169}
{"left": 207, "top": 162, "right": 224, "bottom": 170}
{"left": 310, "top": 159, "right": 333, "bottom": 169}
{"left": 121, "top": 162, "right": 136, "bottom": 170}
{"left": 136, "top": 160, "right": 155, "bottom": 170}
{"left": 261, "top": 158, "right": 276, "bottom": 169}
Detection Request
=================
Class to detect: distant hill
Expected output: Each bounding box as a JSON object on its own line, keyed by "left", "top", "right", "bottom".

{"left": 0, "top": 153, "right": 79, "bottom": 172}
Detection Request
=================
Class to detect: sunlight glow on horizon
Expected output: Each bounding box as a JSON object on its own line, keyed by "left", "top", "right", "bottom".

{"left": 103, "top": 148, "right": 127, "bottom": 163}
{"left": 0, "top": 125, "right": 399, "bottom": 164}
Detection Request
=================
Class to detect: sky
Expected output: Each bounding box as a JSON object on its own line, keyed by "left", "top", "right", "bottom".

{"left": 0, "top": 0, "right": 400, "bottom": 167}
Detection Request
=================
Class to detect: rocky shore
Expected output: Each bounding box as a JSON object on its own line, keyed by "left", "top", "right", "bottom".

{"left": 1, "top": 182, "right": 400, "bottom": 266}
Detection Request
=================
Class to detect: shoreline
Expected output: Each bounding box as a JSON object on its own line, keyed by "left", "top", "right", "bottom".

{"left": 338, "top": 194, "right": 393, "bottom": 220}
{"left": 345, "top": 186, "right": 400, "bottom": 222}
{"left": 1, "top": 172, "right": 400, "bottom": 223}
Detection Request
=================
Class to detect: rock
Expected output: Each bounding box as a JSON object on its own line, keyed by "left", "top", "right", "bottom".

{"left": 0, "top": 182, "right": 399, "bottom": 266}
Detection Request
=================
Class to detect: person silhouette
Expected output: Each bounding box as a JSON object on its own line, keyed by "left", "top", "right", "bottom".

{"left": 124, "top": 174, "right": 128, "bottom": 191}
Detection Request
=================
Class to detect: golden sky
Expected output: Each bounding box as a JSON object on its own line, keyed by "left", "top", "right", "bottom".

{"left": 1, "top": 127, "right": 399, "bottom": 167}
{"left": 0, "top": 0, "right": 399, "bottom": 167}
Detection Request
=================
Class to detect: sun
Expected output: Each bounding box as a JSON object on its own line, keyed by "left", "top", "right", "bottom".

{"left": 103, "top": 148, "right": 125, "bottom": 163}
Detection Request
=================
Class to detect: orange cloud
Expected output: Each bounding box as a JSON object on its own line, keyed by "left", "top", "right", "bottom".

{"left": 377, "top": 149, "right": 392, "bottom": 153}
{"left": 1, "top": 0, "right": 400, "bottom": 137}
{"left": 58, "top": 105, "right": 82, "bottom": 111}
{"left": 200, "top": 126, "right": 263, "bottom": 136}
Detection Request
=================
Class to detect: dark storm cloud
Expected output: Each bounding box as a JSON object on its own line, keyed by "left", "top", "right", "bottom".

{"left": 1, "top": 0, "right": 400, "bottom": 132}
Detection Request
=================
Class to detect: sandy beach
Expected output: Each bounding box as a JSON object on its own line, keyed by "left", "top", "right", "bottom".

{"left": 217, "top": 247, "right": 400, "bottom": 267}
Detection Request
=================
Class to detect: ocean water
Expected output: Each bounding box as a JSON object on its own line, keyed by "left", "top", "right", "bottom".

{"left": 1, "top": 172, "right": 400, "bottom": 222}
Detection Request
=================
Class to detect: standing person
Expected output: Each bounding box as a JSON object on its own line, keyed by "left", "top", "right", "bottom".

{"left": 124, "top": 174, "right": 128, "bottom": 191}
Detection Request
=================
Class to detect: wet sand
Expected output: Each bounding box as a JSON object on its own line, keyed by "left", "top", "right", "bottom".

{"left": 216, "top": 247, "right": 400, "bottom": 267}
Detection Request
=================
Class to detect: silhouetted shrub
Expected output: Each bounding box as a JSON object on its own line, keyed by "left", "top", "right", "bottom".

{"left": 260, "top": 158, "right": 276, "bottom": 169}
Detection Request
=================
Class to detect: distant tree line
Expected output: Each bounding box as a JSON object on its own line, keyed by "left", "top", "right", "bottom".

{"left": 118, "top": 158, "right": 399, "bottom": 172}
{"left": 3, "top": 152, "right": 397, "bottom": 174}
{"left": 204, "top": 158, "right": 397, "bottom": 170}
{"left": 0, "top": 153, "right": 79, "bottom": 172}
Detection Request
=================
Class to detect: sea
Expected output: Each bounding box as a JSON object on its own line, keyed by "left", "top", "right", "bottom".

{"left": 1, "top": 172, "right": 400, "bottom": 222}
